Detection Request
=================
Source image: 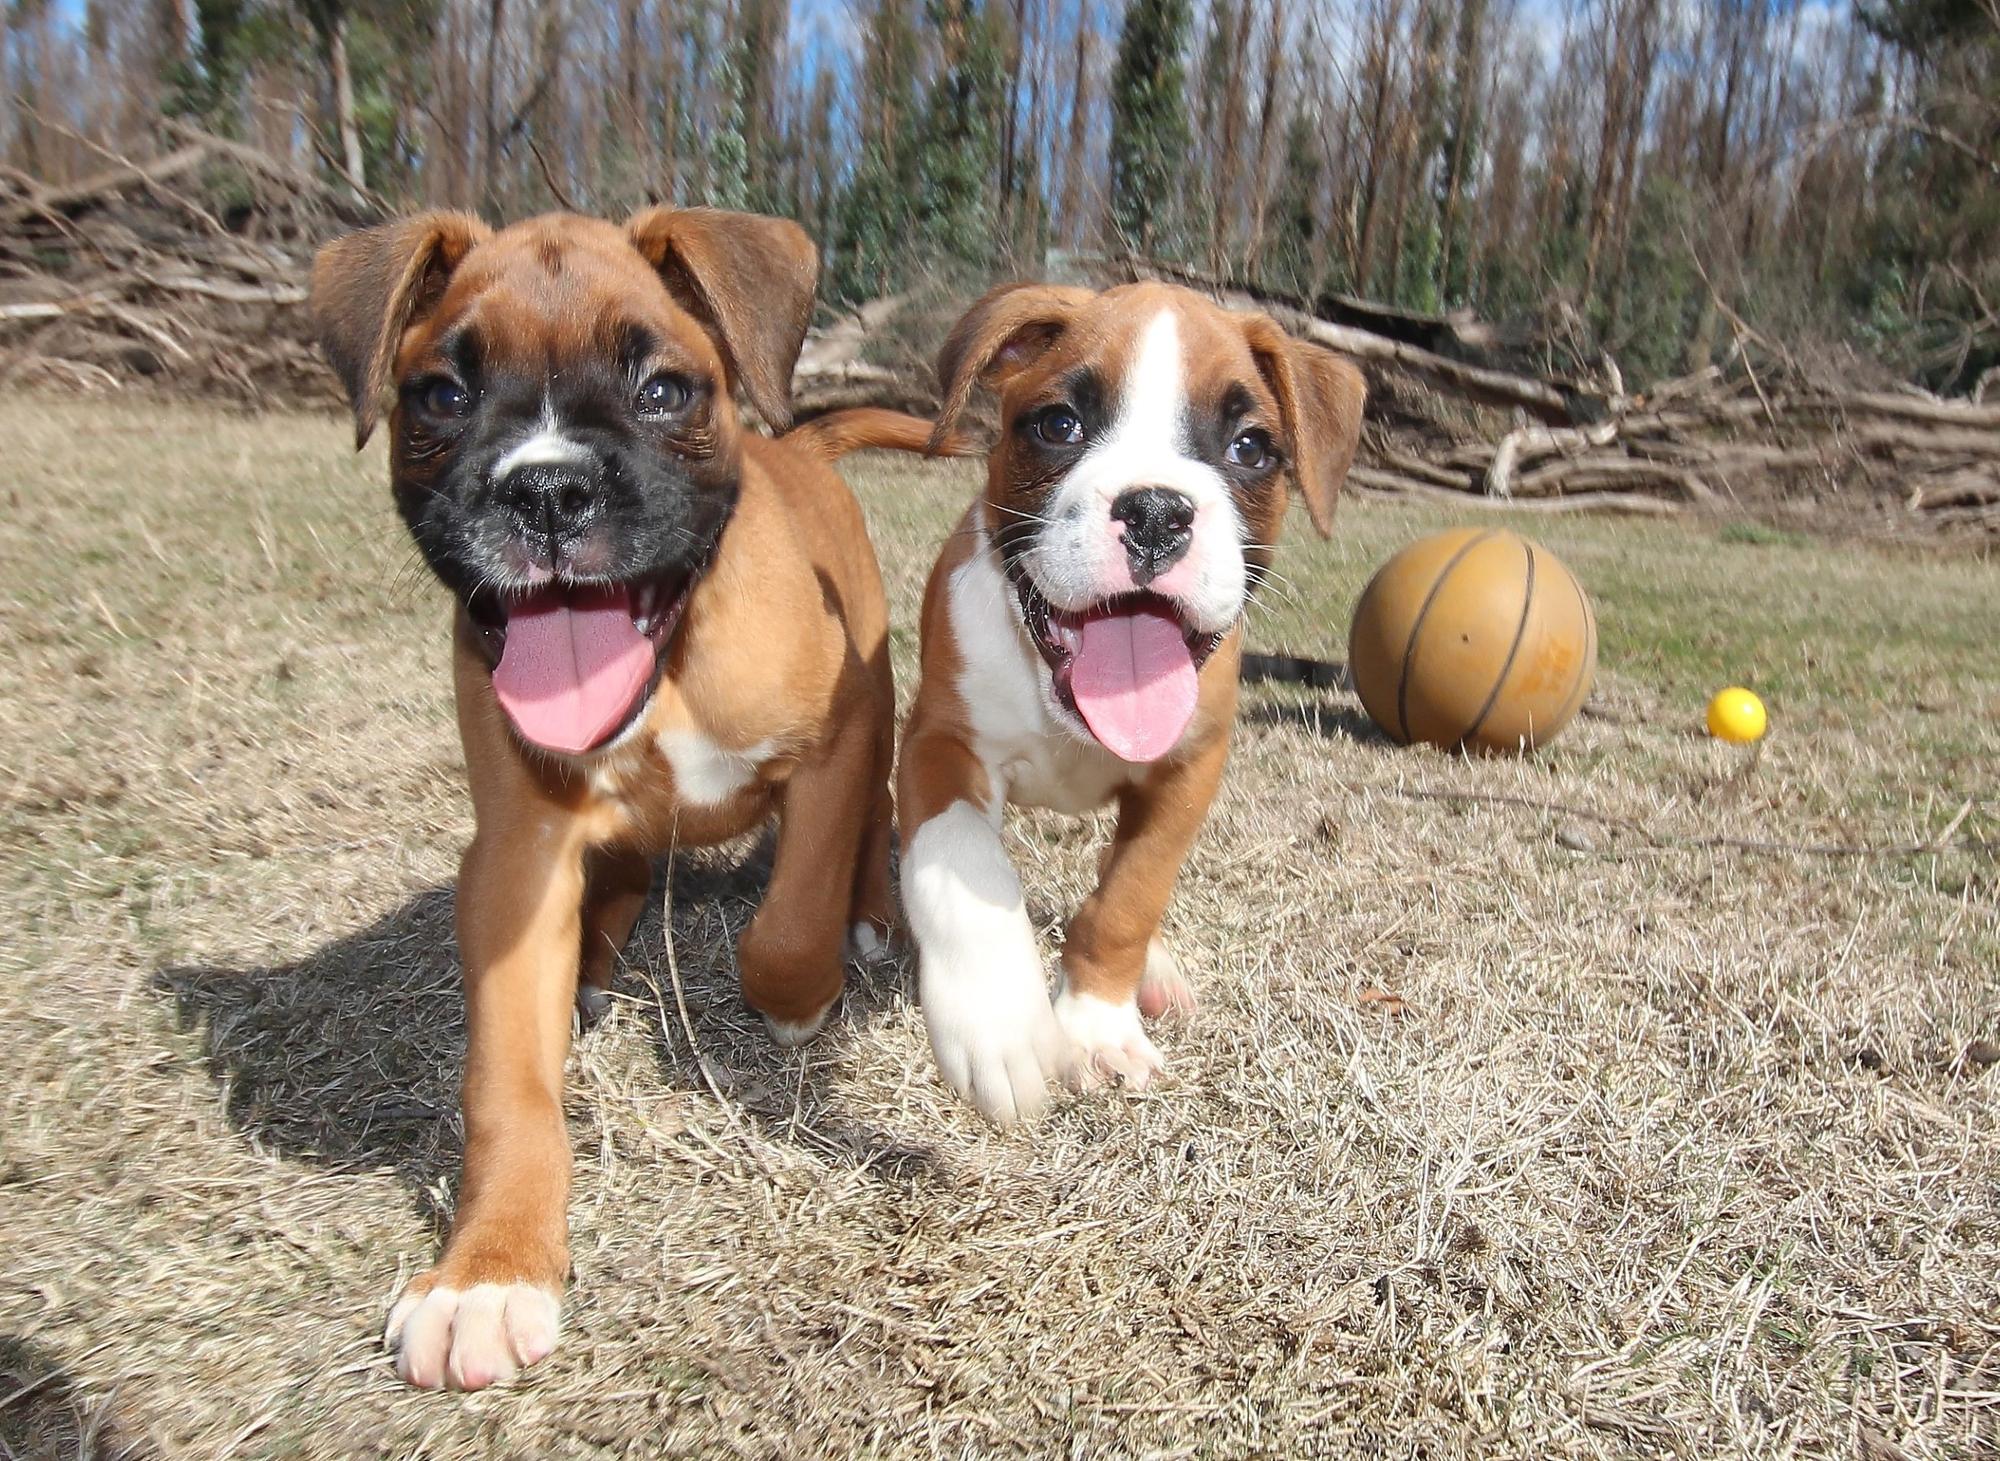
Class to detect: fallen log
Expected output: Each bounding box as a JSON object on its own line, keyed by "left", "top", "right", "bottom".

{"left": 1485, "top": 419, "right": 1623, "bottom": 497}
{"left": 0, "top": 142, "right": 212, "bottom": 226}
{"left": 136, "top": 272, "right": 308, "bottom": 305}
{"left": 1348, "top": 467, "right": 1685, "bottom": 516}
{"left": 1908, "top": 469, "right": 2000, "bottom": 511}
{"left": 1513, "top": 458, "right": 1717, "bottom": 503}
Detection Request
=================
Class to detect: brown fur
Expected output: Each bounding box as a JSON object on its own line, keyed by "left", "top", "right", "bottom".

{"left": 903, "top": 282, "right": 1365, "bottom": 1056}
{"left": 783, "top": 407, "right": 975, "bottom": 462}
{"left": 310, "top": 209, "right": 892, "bottom": 1375}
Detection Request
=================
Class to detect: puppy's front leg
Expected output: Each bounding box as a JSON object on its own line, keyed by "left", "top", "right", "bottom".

{"left": 386, "top": 825, "right": 584, "bottom": 1390}
{"left": 1056, "top": 734, "right": 1229, "bottom": 1090}
{"left": 900, "top": 731, "right": 1072, "bottom": 1124}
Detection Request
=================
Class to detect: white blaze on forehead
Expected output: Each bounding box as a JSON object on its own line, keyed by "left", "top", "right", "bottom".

{"left": 1042, "top": 307, "right": 1212, "bottom": 534}
{"left": 1116, "top": 308, "right": 1191, "bottom": 451}
{"left": 493, "top": 400, "right": 592, "bottom": 480}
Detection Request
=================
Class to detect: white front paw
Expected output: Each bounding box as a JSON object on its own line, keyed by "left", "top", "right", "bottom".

{"left": 385, "top": 1279, "right": 562, "bottom": 1391}
{"left": 923, "top": 959, "right": 1073, "bottom": 1125}
{"left": 1054, "top": 988, "right": 1165, "bottom": 1092}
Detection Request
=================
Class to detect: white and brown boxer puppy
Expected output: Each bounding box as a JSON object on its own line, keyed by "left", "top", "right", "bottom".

{"left": 898, "top": 281, "right": 1366, "bottom": 1124}
{"left": 310, "top": 209, "right": 903, "bottom": 1389}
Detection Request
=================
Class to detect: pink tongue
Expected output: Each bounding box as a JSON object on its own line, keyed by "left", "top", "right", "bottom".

{"left": 491, "top": 586, "right": 654, "bottom": 754}
{"left": 1068, "top": 606, "right": 1200, "bottom": 763}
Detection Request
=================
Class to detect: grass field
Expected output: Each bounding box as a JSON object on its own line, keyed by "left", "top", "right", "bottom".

{"left": 1, "top": 395, "right": 1996, "bottom": 1460}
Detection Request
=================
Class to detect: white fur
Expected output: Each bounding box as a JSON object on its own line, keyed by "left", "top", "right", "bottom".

{"left": 846, "top": 921, "right": 887, "bottom": 963}
{"left": 1139, "top": 935, "right": 1196, "bottom": 1018}
{"left": 1026, "top": 308, "right": 1248, "bottom": 635}
{"left": 903, "top": 800, "right": 1074, "bottom": 1124}
{"left": 385, "top": 1280, "right": 561, "bottom": 1391}
{"left": 493, "top": 406, "right": 593, "bottom": 480}
{"left": 1053, "top": 986, "right": 1165, "bottom": 1091}
{"left": 655, "top": 731, "right": 774, "bottom": 808}
{"left": 764, "top": 1008, "right": 831, "bottom": 1047}
{"left": 945, "top": 538, "right": 1140, "bottom": 812}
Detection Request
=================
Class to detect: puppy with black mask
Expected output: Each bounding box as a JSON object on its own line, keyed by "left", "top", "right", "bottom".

{"left": 311, "top": 208, "right": 927, "bottom": 1389}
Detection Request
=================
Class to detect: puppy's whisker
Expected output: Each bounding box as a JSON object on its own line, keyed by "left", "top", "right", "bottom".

{"left": 1244, "top": 567, "right": 1308, "bottom": 612}
{"left": 1247, "top": 586, "right": 1306, "bottom": 615}
{"left": 1247, "top": 566, "right": 1303, "bottom": 596}
{"left": 989, "top": 503, "right": 1059, "bottom": 528}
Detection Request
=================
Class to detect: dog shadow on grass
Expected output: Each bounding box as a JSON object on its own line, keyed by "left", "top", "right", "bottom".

{"left": 0, "top": 1334, "right": 156, "bottom": 1461}
{"left": 154, "top": 833, "right": 941, "bottom": 1237}
{"left": 1240, "top": 692, "right": 1385, "bottom": 744}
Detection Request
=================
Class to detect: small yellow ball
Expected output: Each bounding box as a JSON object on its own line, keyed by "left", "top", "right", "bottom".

{"left": 1707, "top": 687, "right": 1767, "bottom": 744}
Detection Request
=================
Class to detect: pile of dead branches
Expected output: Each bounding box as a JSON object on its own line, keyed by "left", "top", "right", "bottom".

{"left": 1352, "top": 365, "right": 2000, "bottom": 533}
{"left": 5, "top": 143, "right": 1993, "bottom": 538}
{"left": 0, "top": 134, "right": 937, "bottom": 423}
{"left": 0, "top": 124, "right": 382, "bottom": 404}
{"left": 1117, "top": 258, "right": 2000, "bottom": 536}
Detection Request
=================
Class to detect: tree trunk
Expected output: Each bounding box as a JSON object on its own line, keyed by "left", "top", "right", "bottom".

{"left": 620, "top": 0, "right": 645, "bottom": 166}
{"left": 484, "top": 0, "right": 506, "bottom": 183}
{"left": 327, "top": 10, "right": 365, "bottom": 196}
{"left": 1241, "top": 0, "right": 1287, "bottom": 272}
{"left": 1436, "top": 0, "right": 1483, "bottom": 300}
{"left": 657, "top": 0, "right": 678, "bottom": 202}
{"left": 1060, "top": 13, "right": 1093, "bottom": 245}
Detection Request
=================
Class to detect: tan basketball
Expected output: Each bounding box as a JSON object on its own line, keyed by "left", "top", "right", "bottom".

{"left": 1348, "top": 527, "right": 1597, "bottom": 753}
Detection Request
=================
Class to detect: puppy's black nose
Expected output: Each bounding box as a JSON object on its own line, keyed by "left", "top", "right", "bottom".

{"left": 502, "top": 463, "right": 600, "bottom": 543}
{"left": 1111, "top": 487, "right": 1196, "bottom": 586}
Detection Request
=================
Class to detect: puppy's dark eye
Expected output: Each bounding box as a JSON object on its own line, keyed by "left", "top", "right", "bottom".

{"left": 1227, "top": 429, "right": 1273, "bottom": 469}
{"left": 1033, "top": 405, "right": 1085, "bottom": 446}
{"left": 417, "top": 378, "right": 471, "bottom": 418}
{"left": 637, "top": 373, "right": 692, "bottom": 415}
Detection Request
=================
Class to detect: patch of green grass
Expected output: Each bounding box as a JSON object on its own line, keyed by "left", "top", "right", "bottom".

{"left": 1717, "top": 520, "right": 1811, "bottom": 549}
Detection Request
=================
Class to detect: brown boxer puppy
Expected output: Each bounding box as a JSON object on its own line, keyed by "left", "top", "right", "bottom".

{"left": 310, "top": 208, "right": 897, "bottom": 1389}
{"left": 897, "top": 282, "right": 1366, "bottom": 1124}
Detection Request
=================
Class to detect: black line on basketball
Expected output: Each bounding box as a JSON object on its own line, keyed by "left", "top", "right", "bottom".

{"left": 1395, "top": 530, "right": 1493, "bottom": 745}
{"left": 1460, "top": 538, "right": 1537, "bottom": 748}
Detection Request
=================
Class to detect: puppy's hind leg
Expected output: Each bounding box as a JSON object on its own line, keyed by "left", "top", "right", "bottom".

{"left": 738, "top": 715, "right": 879, "bottom": 1045}
{"left": 575, "top": 847, "right": 652, "bottom": 1026}
{"left": 845, "top": 680, "right": 897, "bottom": 968}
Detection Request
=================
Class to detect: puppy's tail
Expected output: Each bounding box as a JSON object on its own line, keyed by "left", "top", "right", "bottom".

{"left": 783, "top": 408, "right": 976, "bottom": 462}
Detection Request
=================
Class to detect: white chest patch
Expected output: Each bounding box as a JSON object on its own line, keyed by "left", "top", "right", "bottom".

{"left": 946, "top": 540, "right": 1139, "bottom": 815}
{"left": 654, "top": 730, "right": 775, "bottom": 808}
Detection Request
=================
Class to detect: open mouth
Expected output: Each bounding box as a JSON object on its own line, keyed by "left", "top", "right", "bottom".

{"left": 465, "top": 572, "right": 694, "bottom": 756}
{"left": 1012, "top": 573, "right": 1226, "bottom": 764}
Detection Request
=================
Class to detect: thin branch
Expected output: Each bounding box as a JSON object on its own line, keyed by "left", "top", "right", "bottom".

{"left": 527, "top": 134, "right": 580, "bottom": 212}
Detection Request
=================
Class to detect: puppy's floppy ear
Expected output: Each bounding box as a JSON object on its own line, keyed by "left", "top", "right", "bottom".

{"left": 1244, "top": 316, "right": 1367, "bottom": 538}
{"left": 309, "top": 213, "right": 490, "bottom": 448}
{"left": 625, "top": 207, "right": 818, "bottom": 431}
{"left": 929, "top": 282, "right": 1095, "bottom": 453}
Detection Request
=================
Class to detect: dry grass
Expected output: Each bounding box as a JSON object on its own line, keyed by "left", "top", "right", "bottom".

{"left": 1, "top": 395, "right": 1996, "bottom": 1460}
